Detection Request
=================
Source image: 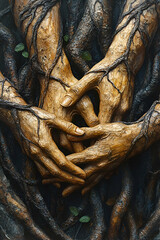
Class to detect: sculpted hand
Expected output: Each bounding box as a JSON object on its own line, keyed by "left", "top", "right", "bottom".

{"left": 40, "top": 53, "right": 99, "bottom": 153}
{"left": 61, "top": 122, "right": 141, "bottom": 195}
{"left": 17, "top": 107, "right": 86, "bottom": 184}
{"left": 0, "top": 73, "right": 86, "bottom": 185}
{"left": 12, "top": 0, "right": 99, "bottom": 153}
{"left": 63, "top": 99, "right": 160, "bottom": 195}
{"left": 59, "top": 0, "right": 159, "bottom": 193}
{"left": 10, "top": 0, "right": 98, "bottom": 186}
{"left": 61, "top": 58, "right": 133, "bottom": 123}
{"left": 61, "top": 1, "right": 158, "bottom": 123}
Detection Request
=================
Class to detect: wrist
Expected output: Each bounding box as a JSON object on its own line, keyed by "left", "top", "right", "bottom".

{"left": 0, "top": 74, "right": 29, "bottom": 125}
{"left": 129, "top": 102, "right": 160, "bottom": 158}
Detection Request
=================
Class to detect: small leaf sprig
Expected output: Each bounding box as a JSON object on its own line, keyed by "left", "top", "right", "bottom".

{"left": 64, "top": 35, "right": 69, "bottom": 43}
{"left": 15, "top": 43, "right": 29, "bottom": 58}
{"left": 81, "top": 51, "right": 92, "bottom": 61}
{"left": 69, "top": 206, "right": 91, "bottom": 223}
{"left": 79, "top": 216, "right": 91, "bottom": 223}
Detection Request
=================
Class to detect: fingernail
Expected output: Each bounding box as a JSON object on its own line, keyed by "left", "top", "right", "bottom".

{"left": 61, "top": 96, "right": 73, "bottom": 107}
{"left": 76, "top": 128, "right": 84, "bottom": 135}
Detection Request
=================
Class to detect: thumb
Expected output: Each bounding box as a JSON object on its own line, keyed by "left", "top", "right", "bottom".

{"left": 67, "top": 124, "right": 105, "bottom": 141}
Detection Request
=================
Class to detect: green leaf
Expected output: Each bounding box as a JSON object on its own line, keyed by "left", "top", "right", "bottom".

{"left": 79, "top": 216, "right": 91, "bottom": 223}
{"left": 15, "top": 43, "right": 25, "bottom": 52}
{"left": 22, "top": 51, "right": 29, "bottom": 58}
{"left": 81, "top": 51, "right": 92, "bottom": 61}
{"left": 64, "top": 35, "right": 69, "bottom": 42}
{"left": 69, "top": 206, "right": 79, "bottom": 216}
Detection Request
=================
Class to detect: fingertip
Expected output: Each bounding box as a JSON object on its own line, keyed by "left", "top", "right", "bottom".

{"left": 69, "top": 162, "right": 86, "bottom": 179}
{"left": 62, "top": 190, "right": 68, "bottom": 198}
{"left": 62, "top": 188, "right": 72, "bottom": 197}
{"left": 42, "top": 179, "right": 47, "bottom": 185}
{"left": 74, "top": 167, "right": 86, "bottom": 180}
{"left": 81, "top": 187, "right": 90, "bottom": 195}
{"left": 75, "top": 127, "right": 85, "bottom": 135}
{"left": 42, "top": 179, "right": 61, "bottom": 189}
{"left": 62, "top": 185, "right": 80, "bottom": 197}
{"left": 52, "top": 183, "right": 61, "bottom": 188}
{"left": 76, "top": 178, "right": 85, "bottom": 185}
{"left": 79, "top": 169, "right": 86, "bottom": 179}
{"left": 61, "top": 95, "right": 73, "bottom": 107}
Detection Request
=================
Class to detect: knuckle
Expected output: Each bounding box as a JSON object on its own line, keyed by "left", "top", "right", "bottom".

{"left": 30, "top": 146, "right": 39, "bottom": 156}
{"left": 120, "top": 102, "right": 130, "bottom": 113}
{"left": 53, "top": 168, "right": 59, "bottom": 176}
{"left": 58, "top": 161, "right": 66, "bottom": 169}
{"left": 67, "top": 123, "right": 74, "bottom": 132}
{"left": 71, "top": 86, "right": 80, "bottom": 96}
{"left": 39, "top": 140, "right": 48, "bottom": 150}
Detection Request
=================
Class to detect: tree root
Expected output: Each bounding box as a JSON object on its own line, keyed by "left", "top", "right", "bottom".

{"left": 0, "top": 165, "right": 51, "bottom": 240}
{"left": 66, "top": 0, "right": 113, "bottom": 74}
{"left": 139, "top": 198, "right": 160, "bottom": 240}
{"left": 0, "top": 130, "right": 39, "bottom": 187}
{"left": 0, "top": 6, "right": 11, "bottom": 19}
{"left": 90, "top": 189, "right": 106, "bottom": 240}
{"left": 126, "top": 209, "right": 138, "bottom": 240}
{"left": 61, "top": 196, "right": 88, "bottom": 231}
{"left": 107, "top": 166, "right": 133, "bottom": 240}
{"left": 24, "top": 158, "right": 72, "bottom": 240}
{"left": 0, "top": 23, "right": 18, "bottom": 88}
{"left": 0, "top": 202, "right": 24, "bottom": 240}
{"left": 131, "top": 29, "right": 160, "bottom": 120}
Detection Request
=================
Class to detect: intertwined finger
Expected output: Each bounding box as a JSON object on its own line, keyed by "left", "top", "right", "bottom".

{"left": 67, "top": 125, "right": 105, "bottom": 142}
{"left": 51, "top": 117, "right": 85, "bottom": 136}
{"left": 81, "top": 173, "right": 105, "bottom": 195}
{"left": 35, "top": 164, "right": 61, "bottom": 188}
{"left": 72, "top": 142, "right": 84, "bottom": 153}
{"left": 60, "top": 132, "right": 73, "bottom": 152}
{"left": 62, "top": 173, "right": 106, "bottom": 197}
{"left": 62, "top": 185, "right": 81, "bottom": 197}
{"left": 46, "top": 140, "right": 86, "bottom": 178}
{"left": 84, "top": 158, "right": 119, "bottom": 178}
{"left": 42, "top": 178, "right": 63, "bottom": 184}
{"left": 76, "top": 95, "right": 99, "bottom": 127}
{"left": 61, "top": 72, "right": 100, "bottom": 107}
{"left": 35, "top": 161, "right": 50, "bottom": 178}
{"left": 84, "top": 160, "right": 108, "bottom": 177}
{"left": 60, "top": 132, "right": 84, "bottom": 153}
{"left": 38, "top": 154, "right": 85, "bottom": 185}
{"left": 98, "top": 81, "right": 121, "bottom": 123}
{"left": 66, "top": 143, "right": 110, "bottom": 165}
